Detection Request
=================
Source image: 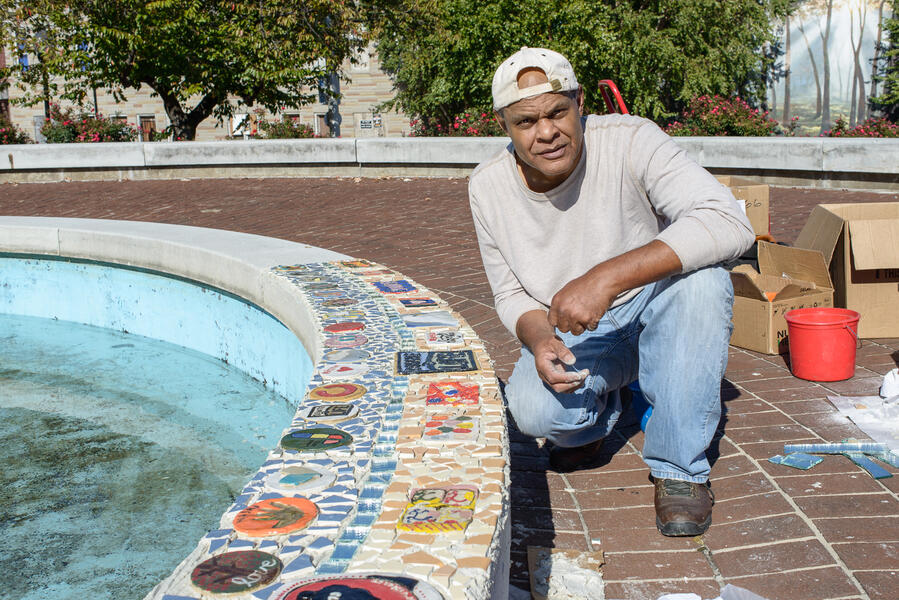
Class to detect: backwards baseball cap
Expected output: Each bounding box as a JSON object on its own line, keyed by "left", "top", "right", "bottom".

{"left": 491, "top": 47, "right": 579, "bottom": 111}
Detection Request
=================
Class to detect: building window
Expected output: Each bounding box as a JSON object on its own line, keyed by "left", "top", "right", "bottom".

{"left": 139, "top": 115, "right": 156, "bottom": 141}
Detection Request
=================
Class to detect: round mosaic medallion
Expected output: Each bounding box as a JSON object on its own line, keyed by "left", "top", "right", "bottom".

{"left": 322, "top": 298, "right": 358, "bottom": 308}
{"left": 324, "top": 333, "right": 368, "bottom": 349}
{"left": 191, "top": 550, "right": 282, "bottom": 594}
{"left": 323, "top": 321, "right": 366, "bottom": 334}
{"left": 319, "top": 363, "right": 370, "bottom": 380}
{"left": 307, "top": 382, "right": 367, "bottom": 402}
{"left": 322, "top": 348, "right": 371, "bottom": 363}
{"left": 280, "top": 427, "right": 353, "bottom": 452}
{"left": 272, "top": 575, "right": 444, "bottom": 600}
{"left": 233, "top": 497, "right": 318, "bottom": 537}
{"left": 263, "top": 463, "right": 336, "bottom": 495}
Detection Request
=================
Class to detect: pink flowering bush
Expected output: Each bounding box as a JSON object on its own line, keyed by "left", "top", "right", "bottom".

{"left": 665, "top": 95, "right": 780, "bottom": 136}
{"left": 255, "top": 112, "right": 317, "bottom": 139}
{"left": 41, "top": 104, "right": 139, "bottom": 143}
{"left": 0, "top": 116, "right": 32, "bottom": 144}
{"left": 409, "top": 111, "right": 505, "bottom": 137}
{"left": 824, "top": 116, "right": 899, "bottom": 138}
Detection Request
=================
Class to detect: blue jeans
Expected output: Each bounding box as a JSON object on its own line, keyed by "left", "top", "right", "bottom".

{"left": 506, "top": 266, "right": 733, "bottom": 483}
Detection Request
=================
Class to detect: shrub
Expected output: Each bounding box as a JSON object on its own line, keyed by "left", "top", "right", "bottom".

{"left": 665, "top": 95, "right": 780, "bottom": 136}
{"left": 0, "top": 116, "right": 32, "bottom": 144}
{"left": 824, "top": 116, "right": 899, "bottom": 138}
{"left": 40, "top": 104, "right": 139, "bottom": 143}
{"left": 256, "top": 115, "right": 316, "bottom": 139}
{"left": 410, "top": 111, "right": 505, "bottom": 137}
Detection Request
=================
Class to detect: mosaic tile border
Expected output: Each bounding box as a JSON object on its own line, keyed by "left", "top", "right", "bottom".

{"left": 148, "top": 260, "right": 510, "bottom": 600}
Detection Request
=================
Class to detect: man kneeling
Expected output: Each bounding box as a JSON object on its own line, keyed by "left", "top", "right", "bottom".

{"left": 468, "top": 47, "right": 754, "bottom": 536}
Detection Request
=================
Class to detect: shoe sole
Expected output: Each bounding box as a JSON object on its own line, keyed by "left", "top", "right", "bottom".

{"left": 656, "top": 514, "right": 712, "bottom": 537}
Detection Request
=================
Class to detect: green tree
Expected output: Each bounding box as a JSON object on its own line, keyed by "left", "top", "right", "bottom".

{"left": 0, "top": 0, "right": 370, "bottom": 140}
{"left": 871, "top": 2, "right": 899, "bottom": 120}
{"left": 371, "top": 0, "right": 792, "bottom": 126}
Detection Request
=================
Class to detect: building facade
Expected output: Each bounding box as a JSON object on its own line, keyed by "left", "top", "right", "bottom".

{"left": 2, "top": 45, "right": 411, "bottom": 142}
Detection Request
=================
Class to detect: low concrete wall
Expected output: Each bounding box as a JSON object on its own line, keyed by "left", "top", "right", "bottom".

{"left": 1, "top": 136, "right": 896, "bottom": 190}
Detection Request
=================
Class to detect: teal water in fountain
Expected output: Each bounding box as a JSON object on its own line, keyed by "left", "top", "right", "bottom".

{"left": 0, "top": 314, "right": 297, "bottom": 599}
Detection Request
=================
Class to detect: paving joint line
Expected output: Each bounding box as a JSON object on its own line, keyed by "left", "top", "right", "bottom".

{"left": 722, "top": 435, "right": 870, "bottom": 599}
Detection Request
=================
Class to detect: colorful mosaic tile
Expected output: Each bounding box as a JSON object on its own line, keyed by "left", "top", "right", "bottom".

{"left": 274, "top": 575, "right": 441, "bottom": 599}
{"left": 322, "top": 298, "right": 358, "bottom": 308}
{"left": 373, "top": 280, "right": 417, "bottom": 294}
{"left": 307, "top": 383, "right": 368, "bottom": 402}
{"left": 399, "top": 297, "right": 438, "bottom": 308}
{"left": 233, "top": 498, "right": 319, "bottom": 537}
{"left": 422, "top": 414, "right": 479, "bottom": 442}
{"left": 396, "top": 351, "right": 479, "bottom": 375}
{"left": 321, "top": 348, "right": 371, "bottom": 363}
{"left": 340, "top": 259, "right": 374, "bottom": 268}
{"left": 401, "top": 311, "right": 459, "bottom": 328}
{"left": 299, "top": 403, "right": 360, "bottom": 423}
{"left": 190, "top": 550, "right": 282, "bottom": 594}
{"left": 318, "top": 363, "right": 371, "bottom": 380}
{"left": 323, "top": 321, "right": 366, "bottom": 333}
{"left": 426, "top": 330, "right": 464, "bottom": 345}
{"left": 281, "top": 428, "right": 353, "bottom": 452}
{"left": 324, "top": 333, "right": 369, "bottom": 349}
{"left": 397, "top": 485, "right": 478, "bottom": 533}
{"left": 264, "top": 464, "right": 337, "bottom": 494}
{"left": 425, "top": 381, "right": 479, "bottom": 406}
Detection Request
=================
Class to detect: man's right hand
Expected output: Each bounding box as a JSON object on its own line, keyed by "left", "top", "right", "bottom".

{"left": 517, "top": 309, "right": 589, "bottom": 394}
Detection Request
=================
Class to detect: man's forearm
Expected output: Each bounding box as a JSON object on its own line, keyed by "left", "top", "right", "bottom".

{"left": 516, "top": 308, "right": 557, "bottom": 351}
{"left": 549, "top": 240, "right": 683, "bottom": 335}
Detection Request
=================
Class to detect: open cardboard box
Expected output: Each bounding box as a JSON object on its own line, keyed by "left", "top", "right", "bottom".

{"left": 795, "top": 202, "right": 899, "bottom": 338}
{"left": 716, "top": 175, "right": 769, "bottom": 236}
{"left": 730, "top": 241, "right": 833, "bottom": 354}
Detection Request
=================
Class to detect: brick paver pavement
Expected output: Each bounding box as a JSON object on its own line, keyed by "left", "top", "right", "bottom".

{"left": 2, "top": 178, "right": 898, "bottom": 599}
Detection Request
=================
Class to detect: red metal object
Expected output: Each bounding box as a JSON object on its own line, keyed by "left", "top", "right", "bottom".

{"left": 598, "top": 80, "right": 629, "bottom": 114}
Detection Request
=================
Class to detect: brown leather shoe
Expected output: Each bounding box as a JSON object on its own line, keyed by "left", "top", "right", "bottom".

{"left": 548, "top": 439, "right": 604, "bottom": 472}
{"left": 654, "top": 478, "right": 714, "bottom": 537}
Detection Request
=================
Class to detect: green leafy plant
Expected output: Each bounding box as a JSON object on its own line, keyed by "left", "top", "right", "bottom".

{"left": 824, "top": 116, "right": 899, "bottom": 138}
{"left": 410, "top": 111, "right": 505, "bottom": 137}
{"left": 664, "top": 95, "right": 780, "bottom": 136}
{"left": 370, "top": 0, "right": 791, "bottom": 126}
{"left": 40, "top": 104, "right": 138, "bottom": 143}
{"left": 256, "top": 115, "right": 316, "bottom": 139}
{"left": 0, "top": 115, "right": 31, "bottom": 144}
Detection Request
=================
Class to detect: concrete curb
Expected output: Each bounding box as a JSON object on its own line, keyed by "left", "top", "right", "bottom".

{"left": 1, "top": 136, "right": 895, "bottom": 189}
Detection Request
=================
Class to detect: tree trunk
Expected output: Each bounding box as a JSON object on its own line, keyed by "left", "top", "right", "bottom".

{"left": 798, "top": 19, "right": 822, "bottom": 117}
{"left": 783, "top": 14, "right": 792, "bottom": 125}
{"left": 820, "top": 0, "right": 834, "bottom": 135}
{"left": 853, "top": 2, "right": 868, "bottom": 124}
{"left": 870, "top": 1, "right": 886, "bottom": 103}
{"left": 152, "top": 83, "right": 221, "bottom": 141}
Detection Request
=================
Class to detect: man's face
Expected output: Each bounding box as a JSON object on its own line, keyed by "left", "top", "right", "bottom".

{"left": 496, "top": 69, "right": 585, "bottom": 192}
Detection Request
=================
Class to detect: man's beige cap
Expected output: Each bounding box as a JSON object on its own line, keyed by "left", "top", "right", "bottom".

{"left": 491, "top": 47, "right": 579, "bottom": 111}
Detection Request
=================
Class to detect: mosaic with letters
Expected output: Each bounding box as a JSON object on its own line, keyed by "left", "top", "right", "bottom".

{"left": 190, "top": 550, "right": 282, "bottom": 593}
{"left": 397, "top": 485, "right": 478, "bottom": 533}
{"left": 396, "top": 350, "right": 478, "bottom": 375}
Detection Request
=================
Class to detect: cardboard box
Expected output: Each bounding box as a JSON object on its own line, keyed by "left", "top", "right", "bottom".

{"left": 716, "top": 175, "right": 770, "bottom": 236}
{"left": 730, "top": 241, "right": 834, "bottom": 354}
{"left": 795, "top": 202, "right": 899, "bottom": 338}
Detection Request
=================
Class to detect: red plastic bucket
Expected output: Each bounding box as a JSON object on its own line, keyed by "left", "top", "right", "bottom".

{"left": 785, "top": 307, "right": 860, "bottom": 381}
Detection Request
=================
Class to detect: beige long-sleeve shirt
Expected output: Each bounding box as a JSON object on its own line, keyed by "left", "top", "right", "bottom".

{"left": 468, "top": 113, "right": 755, "bottom": 336}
